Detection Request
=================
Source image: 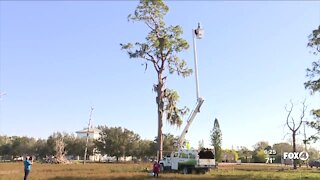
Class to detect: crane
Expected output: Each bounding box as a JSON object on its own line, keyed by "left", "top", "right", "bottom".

{"left": 176, "top": 23, "right": 205, "bottom": 151}
{"left": 159, "top": 23, "right": 215, "bottom": 174}
{"left": 176, "top": 97, "right": 204, "bottom": 150}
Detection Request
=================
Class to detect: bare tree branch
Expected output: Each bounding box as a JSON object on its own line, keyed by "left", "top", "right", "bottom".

{"left": 296, "top": 99, "right": 307, "bottom": 132}
{"left": 145, "top": 51, "right": 160, "bottom": 73}
{"left": 285, "top": 102, "right": 294, "bottom": 131}
{"left": 145, "top": 21, "right": 155, "bottom": 31}
{"left": 291, "top": 117, "right": 296, "bottom": 130}
{"left": 282, "top": 132, "right": 291, "bottom": 141}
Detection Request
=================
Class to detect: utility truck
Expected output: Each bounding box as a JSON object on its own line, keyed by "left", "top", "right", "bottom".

{"left": 159, "top": 23, "right": 215, "bottom": 174}
{"left": 159, "top": 97, "right": 216, "bottom": 174}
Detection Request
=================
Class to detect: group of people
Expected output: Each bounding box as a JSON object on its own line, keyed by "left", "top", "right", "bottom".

{"left": 23, "top": 156, "right": 33, "bottom": 180}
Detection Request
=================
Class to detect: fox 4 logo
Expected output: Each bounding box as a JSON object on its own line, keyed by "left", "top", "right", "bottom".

{"left": 283, "top": 151, "right": 309, "bottom": 161}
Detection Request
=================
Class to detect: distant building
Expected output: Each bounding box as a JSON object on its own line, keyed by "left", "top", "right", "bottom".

{"left": 75, "top": 128, "right": 101, "bottom": 140}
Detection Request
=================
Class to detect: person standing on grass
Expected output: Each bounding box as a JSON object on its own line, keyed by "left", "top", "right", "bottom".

{"left": 153, "top": 161, "right": 160, "bottom": 178}
{"left": 23, "top": 156, "right": 33, "bottom": 180}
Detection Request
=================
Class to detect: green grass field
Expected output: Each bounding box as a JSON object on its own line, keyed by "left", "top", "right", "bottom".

{"left": 0, "top": 162, "right": 319, "bottom": 180}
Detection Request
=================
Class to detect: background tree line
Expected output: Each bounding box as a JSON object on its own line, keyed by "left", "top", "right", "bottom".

{"left": 0, "top": 133, "right": 93, "bottom": 161}
{"left": 1, "top": 126, "right": 318, "bottom": 163}
{"left": 0, "top": 126, "right": 178, "bottom": 162}
{"left": 210, "top": 118, "right": 319, "bottom": 164}
{"left": 219, "top": 141, "right": 319, "bottom": 164}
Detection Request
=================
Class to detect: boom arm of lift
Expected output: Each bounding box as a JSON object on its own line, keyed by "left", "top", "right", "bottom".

{"left": 176, "top": 97, "right": 205, "bottom": 149}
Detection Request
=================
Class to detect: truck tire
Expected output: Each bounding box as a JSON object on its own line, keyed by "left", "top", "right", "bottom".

{"left": 160, "top": 164, "right": 164, "bottom": 172}
{"left": 183, "top": 167, "right": 188, "bottom": 174}
{"left": 200, "top": 169, "right": 206, "bottom": 174}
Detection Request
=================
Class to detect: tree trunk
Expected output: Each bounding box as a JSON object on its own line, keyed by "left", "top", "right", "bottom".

{"left": 292, "top": 131, "right": 297, "bottom": 169}
{"left": 156, "top": 74, "right": 164, "bottom": 161}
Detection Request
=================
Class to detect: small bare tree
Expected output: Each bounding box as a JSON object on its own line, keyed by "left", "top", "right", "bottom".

{"left": 54, "top": 137, "right": 69, "bottom": 164}
{"left": 285, "top": 100, "right": 307, "bottom": 169}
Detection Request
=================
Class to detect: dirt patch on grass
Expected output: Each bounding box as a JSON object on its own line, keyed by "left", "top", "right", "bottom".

{"left": 0, "top": 170, "right": 19, "bottom": 175}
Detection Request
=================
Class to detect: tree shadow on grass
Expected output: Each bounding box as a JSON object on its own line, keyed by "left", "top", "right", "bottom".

{"left": 49, "top": 174, "right": 319, "bottom": 180}
{"left": 49, "top": 176, "right": 148, "bottom": 180}
{"left": 48, "top": 174, "right": 277, "bottom": 180}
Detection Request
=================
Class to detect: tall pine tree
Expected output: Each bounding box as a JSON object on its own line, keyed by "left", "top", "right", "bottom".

{"left": 210, "top": 118, "right": 222, "bottom": 162}
{"left": 121, "top": 0, "right": 192, "bottom": 160}
{"left": 305, "top": 25, "right": 320, "bottom": 142}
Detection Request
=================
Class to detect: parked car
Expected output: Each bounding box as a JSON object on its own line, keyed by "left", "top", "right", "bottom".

{"left": 13, "top": 156, "right": 24, "bottom": 161}
{"left": 309, "top": 160, "right": 320, "bottom": 168}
